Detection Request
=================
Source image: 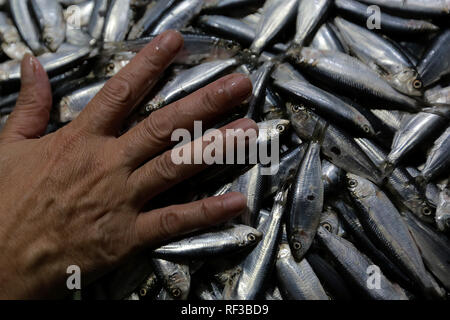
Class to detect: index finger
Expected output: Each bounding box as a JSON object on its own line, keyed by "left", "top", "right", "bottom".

{"left": 75, "top": 30, "right": 184, "bottom": 136}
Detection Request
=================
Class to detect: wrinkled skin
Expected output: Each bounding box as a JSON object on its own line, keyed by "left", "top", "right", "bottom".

{"left": 0, "top": 30, "right": 256, "bottom": 299}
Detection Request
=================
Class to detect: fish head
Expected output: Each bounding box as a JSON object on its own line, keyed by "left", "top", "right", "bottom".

{"left": 346, "top": 173, "right": 367, "bottom": 197}
{"left": 286, "top": 102, "right": 317, "bottom": 138}
{"left": 346, "top": 173, "right": 372, "bottom": 199}
{"left": 43, "top": 28, "right": 65, "bottom": 52}
{"left": 257, "top": 119, "right": 290, "bottom": 143}
{"left": 320, "top": 207, "right": 339, "bottom": 235}
{"left": 296, "top": 47, "right": 322, "bottom": 67}
{"left": 316, "top": 225, "right": 330, "bottom": 240}
{"left": 355, "top": 115, "right": 376, "bottom": 136}
{"left": 237, "top": 226, "right": 263, "bottom": 247}
{"left": 216, "top": 39, "right": 242, "bottom": 59}
{"left": 289, "top": 229, "right": 313, "bottom": 261}
{"left": 390, "top": 69, "right": 423, "bottom": 97}
{"left": 166, "top": 269, "right": 190, "bottom": 300}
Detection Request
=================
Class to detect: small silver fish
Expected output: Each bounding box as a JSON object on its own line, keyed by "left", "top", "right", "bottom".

{"left": 31, "top": 0, "right": 66, "bottom": 52}
{"left": 293, "top": 0, "right": 332, "bottom": 47}
{"left": 150, "top": 0, "right": 204, "bottom": 35}
{"left": 0, "top": 12, "right": 32, "bottom": 60}
{"left": 250, "top": 0, "right": 298, "bottom": 53}
{"left": 143, "top": 58, "right": 238, "bottom": 113}
{"left": 103, "top": 0, "right": 132, "bottom": 42}
{"left": 10, "top": 0, "right": 46, "bottom": 55}
{"left": 88, "top": 0, "right": 109, "bottom": 39}
{"left": 152, "top": 258, "right": 191, "bottom": 300}
{"left": 57, "top": 80, "right": 107, "bottom": 123}
{"left": 152, "top": 224, "right": 263, "bottom": 259}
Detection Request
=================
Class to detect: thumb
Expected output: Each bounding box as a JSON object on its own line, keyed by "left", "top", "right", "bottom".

{"left": 0, "top": 54, "right": 52, "bottom": 142}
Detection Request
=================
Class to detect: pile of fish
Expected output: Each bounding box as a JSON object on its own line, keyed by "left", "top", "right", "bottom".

{"left": 1, "top": 0, "right": 449, "bottom": 300}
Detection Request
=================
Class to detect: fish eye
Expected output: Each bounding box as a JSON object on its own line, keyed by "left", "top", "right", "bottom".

{"left": 139, "top": 288, "right": 147, "bottom": 296}
{"left": 422, "top": 206, "right": 432, "bottom": 216}
{"left": 226, "top": 42, "right": 234, "bottom": 50}
{"left": 331, "top": 146, "right": 341, "bottom": 156}
{"left": 247, "top": 233, "right": 257, "bottom": 242}
{"left": 348, "top": 179, "right": 358, "bottom": 188}
{"left": 292, "top": 241, "right": 302, "bottom": 250}
{"left": 307, "top": 194, "right": 315, "bottom": 201}
{"left": 276, "top": 124, "right": 285, "bottom": 132}
{"left": 362, "top": 125, "right": 370, "bottom": 133}
{"left": 413, "top": 79, "right": 423, "bottom": 89}
{"left": 292, "top": 105, "right": 301, "bottom": 113}
{"left": 106, "top": 63, "right": 115, "bottom": 72}
{"left": 44, "top": 36, "right": 53, "bottom": 46}
{"left": 171, "top": 288, "right": 181, "bottom": 298}
{"left": 322, "top": 222, "right": 332, "bottom": 232}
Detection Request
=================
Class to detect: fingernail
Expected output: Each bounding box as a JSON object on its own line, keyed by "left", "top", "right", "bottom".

{"left": 21, "top": 54, "right": 39, "bottom": 85}
{"left": 157, "top": 30, "right": 183, "bottom": 54}
{"left": 221, "top": 192, "right": 247, "bottom": 213}
{"left": 225, "top": 74, "right": 252, "bottom": 100}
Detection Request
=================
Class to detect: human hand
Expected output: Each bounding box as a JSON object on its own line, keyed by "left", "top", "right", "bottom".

{"left": 0, "top": 30, "right": 256, "bottom": 299}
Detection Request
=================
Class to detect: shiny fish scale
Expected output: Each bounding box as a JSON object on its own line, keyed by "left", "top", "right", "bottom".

{"left": 152, "top": 224, "right": 263, "bottom": 259}
{"left": 286, "top": 140, "right": 323, "bottom": 261}
{"left": 0, "top": 12, "right": 32, "bottom": 60}
{"left": 346, "top": 173, "right": 445, "bottom": 299}
{"left": 31, "top": 0, "right": 66, "bottom": 52}
{"left": 316, "top": 227, "right": 408, "bottom": 300}
{"left": 334, "top": 17, "right": 422, "bottom": 97}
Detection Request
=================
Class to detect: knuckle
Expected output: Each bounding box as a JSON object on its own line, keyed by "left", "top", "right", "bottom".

{"left": 101, "top": 76, "right": 133, "bottom": 106}
{"left": 142, "top": 112, "right": 173, "bottom": 146}
{"left": 202, "top": 88, "right": 222, "bottom": 114}
{"left": 16, "top": 92, "right": 38, "bottom": 110}
{"left": 91, "top": 222, "right": 121, "bottom": 263}
{"left": 50, "top": 128, "right": 86, "bottom": 159}
{"left": 199, "top": 201, "right": 212, "bottom": 223}
{"left": 159, "top": 210, "right": 182, "bottom": 239}
{"left": 141, "top": 52, "right": 163, "bottom": 75}
{"left": 153, "top": 153, "right": 178, "bottom": 184}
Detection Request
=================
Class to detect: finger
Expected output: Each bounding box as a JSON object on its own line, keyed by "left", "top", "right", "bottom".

{"left": 118, "top": 73, "right": 252, "bottom": 167}
{"left": 75, "top": 30, "right": 183, "bottom": 136}
{"left": 128, "top": 118, "right": 258, "bottom": 204}
{"left": 0, "top": 54, "right": 52, "bottom": 142}
{"left": 134, "top": 192, "right": 247, "bottom": 247}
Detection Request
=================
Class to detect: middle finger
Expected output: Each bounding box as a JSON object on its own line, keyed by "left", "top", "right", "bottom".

{"left": 118, "top": 74, "right": 252, "bottom": 168}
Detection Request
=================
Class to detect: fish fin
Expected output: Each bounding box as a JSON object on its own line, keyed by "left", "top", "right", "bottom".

{"left": 414, "top": 174, "right": 428, "bottom": 191}
{"left": 381, "top": 160, "right": 395, "bottom": 179}
{"left": 275, "top": 182, "right": 291, "bottom": 204}
{"left": 311, "top": 118, "right": 328, "bottom": 145}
